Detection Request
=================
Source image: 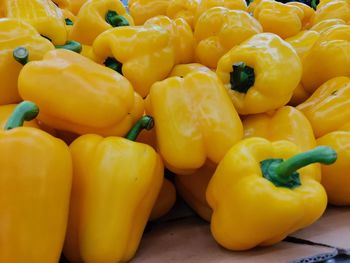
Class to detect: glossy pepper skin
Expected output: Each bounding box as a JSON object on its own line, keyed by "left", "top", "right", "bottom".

{"left": 69, "top": 0, "right": 133, "bottom": 45}
{"left": 207, "top": 137, "right": 336, "bottom": 251}
{"left": 129, "top": 0, "right": 170, "bottom": 25}
{"left": 311, "top": 0, "right": 350, "bottom": 26}
{"left": 0, "top": 18, "right": 54, "bottom": 105}
{"left": 169, "top": 63, "right": 212, "bottom": 77}
{"left": 166, "top": 0, "right": 200, "bottom": 29}
{"left": 287, "top": 2, "right": 314, "bottom": 29}
{"left": 194, "top": 7, "right": 262, "bottom": 69}
{"left": 93, "top": 25, "right": 175, "bottom": 98}
{"left": 69, "top": 0, "right": 89, "bottom": 14}
{"left": 216, "top": 33, "right": 302, "bottom": 115}
{"left": 297, "top": 77, "right": 350, "bottom": 138}
{"left": 4, "top": 0, "right": 67, "bottom": 45}
{"left": 18, "top": 49, "right": 144, "bottom": 136}
{"left": 63, "top": 116, "right": 163, "bottom": 263}
{"left": 317, "top": 131, "right": 350, "bottom": 205}
{"left": 0, "top": 101, "right": 72, "bottom": 263}
{"left": 52, "top": 0, "right": 71, "bottom": 9}
{"left": 243, "top": 106, "right": 321, "bottom": 181}
{"left": 145, "top": 70, "right": 243, "bottom": 174}
{"left": 309, "top": 18, "right": 346, "bottom": 33}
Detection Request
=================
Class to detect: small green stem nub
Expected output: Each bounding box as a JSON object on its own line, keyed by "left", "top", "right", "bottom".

{"left": 126, "top": 115, "right": 154, "bottom": 141}
{"left": 105, "top": 10, "right": 129, "bottom": 27}
{"left": 55, "top": 41, "right": 82, "bottom": 53}
{"left": 65, "top": 18, "right": 74, "bottom": 26}
{"left": 230, "top": 62, "right": 255, "bottom": 93}
{"left": 4, "top": 101, "right": 39, "bottom": 130}
{"left": 104, "top": 57, "right": 123, "bottom": 75}
{"left": 311, "top": 0, "right": 319, "bottom": 9}
{"left": 13, "top": 47, "right": 29, "bottom": 65}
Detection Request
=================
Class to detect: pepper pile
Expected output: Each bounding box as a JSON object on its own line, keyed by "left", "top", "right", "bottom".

{"left": 1, "top": 0, "right": 350, "bottom": 262}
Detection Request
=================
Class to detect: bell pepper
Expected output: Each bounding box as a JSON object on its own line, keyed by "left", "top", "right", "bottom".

{"left": 52, "top": 0, "right": 71, "bottom": 9}
{"left": 287, "top": 2, "right": 314, "bottom": 29}
{"left": 145, "top": 70, "right": 243, "bottom": 174}
{"left": 63, "top": 115, "right": 163, "bottom": 263}
{"left": 169, "top": 63, "right": 212, "bottom": 77}
{"left": 297, "top": 76, "right": 350, "bottom": 138}
{"left": 166, "top": 0, "right": 201, "bottom": 29}
{"left": 0, "top": 18, "right": 54, "bottom": 105}
{"left": 144, "top": 16, "right": 195, "bottom": 64}
{"left": 207, "top": 137, "right": 336, "bottom": 251}
{"left": 310, "top": 0, "right": 350, "bottom": 26}
{"left": 253, "top": 0, "right": 304, "bottom": 39}
{"left": 309, "top": 18, "right": 346, "bottom": 33}
{"left": 216, "top": 33, "right": 302, "bottom": 115}
{"left": 69, "top": 0, "right": 88, "bottom": 14}
{"left": 80, "top": 44, "right": 101, "bottom": 61}
{"left": 317, "top": 131, "right": 350, "bottom": 205}
{"left": 4, "top": 0, "right": 67, "bottom": 45}
{"left": 0, "top": 101, "right": 72, "bottom": 263}
{"left": 62, "top": 8, "right": 76, "bottom": 36}
{"left": 194, "top": 7, "right": 262, "bottom": 69}
{"left": 129, "top": 0, "right": 170, "bottom": 25}
{"left": 243, "top": 106, "right": 321, "bottom": 181}
{"left": 150, "top": 178, "right": 177, "bottom": 221}
{"left": 69, "top": 0, "right": 133, "bottom": 46}
{"left": 18, "top": 49, "right": 144, "bottom": 136}
{"left": 93, "top": 24, "right": 175, "bottom": 98}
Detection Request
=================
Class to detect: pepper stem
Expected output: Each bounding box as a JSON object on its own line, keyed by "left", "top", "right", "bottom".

{"left": 65, "top": 18, "right": 74, "bottom": 25}
{"left": 104, "top": 57, "right": 123, "bottom": 75}
{"left": 55, "top": 41, "right": 82, "bottom": 53}
{"left": 13, "top": 47, "right": 29, "bottom": 65}
{"left": 230, "top": 62, "right": 255, "bottom": 93}
{"left": 105, "top": 10, "right": 129, "bottom": 27}
{"left": 126, "top": 115, "right": 154, "bottom": 141}
{"left": 4, "top": 101, "right": 39, "bottom": 130}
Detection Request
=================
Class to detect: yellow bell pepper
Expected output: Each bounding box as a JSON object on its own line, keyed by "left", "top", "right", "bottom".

{"left": 80, "top": 44, "right": 100, "bottom": 61}
{"left": 150, "top": 178, "right": 177, "bottom": 221}
{"left": 144, "top": 16, "right": 195, "bottom": 64}
{"left": 69, "top": 0, "right": 133, "bottom": 45}
{"left": 309, "top": 18, "right": 346, "bottom": 33}
{"left": 129, "top": 0, "right": 170, "bottom": 25}
{"left": 93, "top": 24, "right": 175, "bottom": 98}
{"left": 253, "top": 0, "right": 304, "bottom": 39}
{"left": 63, "top": 115, "right": 163, "bottom": 263}
{"left": 194, "top": 7, "right": 262, "bottom": 69}
{"left": 0, "top": 18, "right": 54, "bottom": 105}
{"left": 311, "top": 0, "right": 350, "bottom": 26}
{"left": 166, "top": 0, "right": 201, "bottom": 29}
{"left": 297, "top": 76, "right": 350, "bottom": 138}
{"left": 207, "top": 137, "right": 336, "bottom": 251}
{"left": 52, "top": 0, "right": 71, "bottom": 9}
{"left": 287, "top": 2, "right": 314, "bottom": 29}
{"left": 0, "top": 104, "right": 39, "bottom": 129}
{"left": 18, "top": 49, "right": 144, "bottom": 136}
{"left": 247, "top": 0, "right": 263, "bottom": 13}
{"left": 0, "top": 101, "right": 72, "bottom": 263}
{"left": 69, "top": 0, "right": 88, "bottom": 14}
{"left": 216, "top": 33, "right": 302, "bottom": 115}
{"left": 145, "top": 70, "right": 243, "bottom": 174}
{"left": 62, "top": 8, "right": 76, "bottom": 36}
{"left": 317, "top": 131, "right": 350, "bottom": 205}
{"left": 4, "top": 0, "right": 67, "bottom": 45}
{"left": 169, "top": 63, "right": 212, "bottom": 77}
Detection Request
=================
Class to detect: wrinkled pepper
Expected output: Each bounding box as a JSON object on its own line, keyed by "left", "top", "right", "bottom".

{"left": 145, "top": 70, "right": 243, "bottom": 174}
{"left": 4, "top": 0, "right": 67, "bottom": 45}
{"left": 0, "top": 18, "right": 54, "bottom": 105}
{"left": 63, "top": 115, "right": 163, "bottom": 263}
{"left": 169, "top": 63, "right": 212, "bottom": 77}
{"left": 297, "top": 77, "right": 350, "bottom": 138}
{"left": 0, "top": 101, "right": 72, "bottom": 263}
{"left": 129, "top": 0, "right": 170, "bottom": 25}
{"left": 309, "top": 18, "right": 346, "bottom": 33}
{"left": 69, "top": 0, "right": 133, "bottom": 45}
{"left": 166, "top": 0, "right": 201, "bottom": 29}
{"left": 310, "top": 0, "right": 350, "bottom": 26}
{"left": 207, "top": 137, "right": 336, "bottom": 250}
{"left": 216, "top": 33, "right": 302, "bottom": 115}
{"left": 194, "top": 7, "right": 262, "bottom": 69}
{"left": 287, "top": 2, "right": 314, "bottom": 29}
{"left": 93, "top": 24, "right": 175, "bottom": 97}
{"left": 18, "top": 49, "right": 144, "bottom": 136}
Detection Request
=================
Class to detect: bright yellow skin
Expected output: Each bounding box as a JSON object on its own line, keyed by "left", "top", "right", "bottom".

{"left": 297, "top": 77, "right": 350, "bottom": 138}
{"left": 287, "top": 2, "right": 314, "bottom": 29}
{"left": 129, "top": 0, "right": 170, "bottom": 25}
{"left": 317, "top": 131, "right": 350, "bottom": 205}
{"left": 169, "top": 63, "right": 212, "bottom": 77}
{"left": 62, "top": 8, "right": 76, "bottom": 36}
{"left": 206, "top": 138, "right": 327, "bottom": 251}
{"left": 194, "top": 7, "right": 262, "bottom": 69}
{"left": 216, "top": 33, "right": 302, "bottom": 115}
{"left": 0, "top": 104, "right": 39, "bottom": 129}
{"left": 150, "top": 178, "right": 177, "bottom": 221}
{"left": 93, "top": 25, "right": 175, "bottom": 98}
{"left": 311, "top": 0, "right": 350, "bottom": 26}
{"left": 144, "top": 16, "right": 195, "bottom": 64}
{"left": 52, "top": 0, "right": 71, "bottom": 9}
{"left": 69, "top": 0, "right": 89, "bottom": 14}
{"left": 69, "top": 0, "right": 133, "bottom": 45}
{"left": 301, "top": 25, "right": 350, "bottom": 94}
{"left": 166, "top": 0, "right": 200, "bottom": 29}
{"left": 64, "top": 134, "right": 163, "bottom": 263}
{"left": 309, "top": 18, "right": 346, "bottom": 33}
{"left": 4, "top": 0, "right": 67, "bottom": 45}
{"left": 80, "top": 44, "right": 101, "bottom": 61}
{"left": 18, "top": 49, "right": 144, "bottom": 136}
{"left": 243, "top": 106, "right": 321, "bottom": 181}
{"left": 0, "top": 127, "right": 72, "bottom": 263}
{"left": 0, "top": 18, "right": 54, "bottom": 105}
{"left": 253, "top": 0, "right": 304, "bottom": 39}
{"left": 145, "top": 71, "right": 243, "bottom": 174}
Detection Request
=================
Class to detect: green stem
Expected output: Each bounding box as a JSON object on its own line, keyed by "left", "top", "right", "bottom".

{"left": 4, "top": 101, "right": 39, "bottom": 130}
{"left": 65, "top": 18, "right": 74, "bottom": 26}
{"left": 105, "top": 10, "right": 129, "bottom": 27}
{"left": 55, "top": 41, "right": 82, "bottom": 53}
{"left": 311, "top": 0, "right": 319, "bottom": 9}
{"left": 126, "top": 115, "right": 154, "bottom": 141}
{"left": 229, "top": 62, "right": 255, "bottom": 93}
{"left": 13, "top": 47, "right": 29, "bottom": 65}
{"left": 104, "top": 57, "right": 123, "bottom": 75}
